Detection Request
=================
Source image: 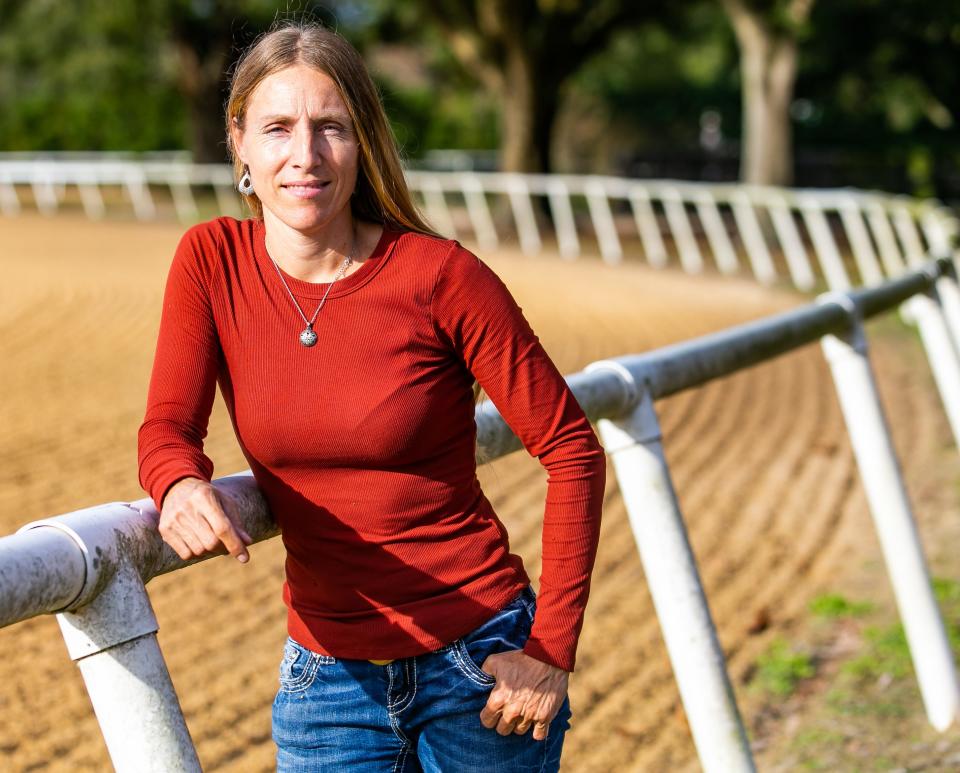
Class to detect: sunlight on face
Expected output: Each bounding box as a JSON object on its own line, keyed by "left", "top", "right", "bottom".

{"left": 234, "top": 64, "right": 360, "bottom": 237}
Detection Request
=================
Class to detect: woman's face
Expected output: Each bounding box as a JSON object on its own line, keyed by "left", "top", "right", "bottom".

{"left": 233, "top": 64, "right": 360, "bottom": 237}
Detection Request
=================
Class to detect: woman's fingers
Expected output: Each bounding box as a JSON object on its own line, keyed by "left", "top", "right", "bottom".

{"left": 513, "top": 718, "right": 529, "bottom": 735}
{"left": 212, "top": 490, "right": 252, "bottom": 561}
{"left": 532, "top": 720, "right": 550, "bottom": 741}
{"left": 159, "top": 478, "right": 251, "bottom": 563}
{"left": 208, "top": 507, "right": 250, "bottom": 562}
{"left": 159, "top": 529, "right": 194, "bottom": 562}
{"left": 480, "top": 650, "right": 565, "bottom": 740}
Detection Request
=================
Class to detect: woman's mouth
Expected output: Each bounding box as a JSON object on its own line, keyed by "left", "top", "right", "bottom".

{"left": 282, "top": 181, "right": 330, "bottom": 199}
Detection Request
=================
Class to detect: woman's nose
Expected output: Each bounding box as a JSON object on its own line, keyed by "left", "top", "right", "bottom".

{"left": 290, "top": 124, "right": 320, "bottom": 168}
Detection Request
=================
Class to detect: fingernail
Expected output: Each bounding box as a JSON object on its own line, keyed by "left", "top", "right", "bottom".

{"left": 238, "top": 554, "right": 249, "bottom": 563}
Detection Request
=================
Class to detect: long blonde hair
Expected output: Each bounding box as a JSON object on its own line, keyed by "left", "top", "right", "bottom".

{"left": 224, "top": 21, "right": 436, "bottom": 235}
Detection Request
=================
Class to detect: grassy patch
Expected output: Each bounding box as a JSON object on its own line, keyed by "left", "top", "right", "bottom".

{"left": 933, "top": 576, "right": 960, "bottom": 604}
{"left": 842, "top": 623, "right": 913, "bottom": 681}
{"left": 789, "top": 727, "right": 846, "bottom": 770}
{"left": 808, "top": 593, "right": 874, "bottom": 619}
{"left": 751, "top": 639, "right": 816, "bottom": 697}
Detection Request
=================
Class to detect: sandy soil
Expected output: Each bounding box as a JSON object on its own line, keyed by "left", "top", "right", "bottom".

{"left": 0, "top": 213, "right": 956, "bottom": 771}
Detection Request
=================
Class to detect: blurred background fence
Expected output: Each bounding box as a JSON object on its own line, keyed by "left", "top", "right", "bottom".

{"left": 2, "top": 156, "right": 957, "bottom": 296}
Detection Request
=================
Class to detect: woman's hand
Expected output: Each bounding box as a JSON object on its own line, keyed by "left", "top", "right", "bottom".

{"left": 158, "top": 477, "right": 253, "bottom": 564}
{"left": 478, "top": 650, "right": 569, "bottom": 741}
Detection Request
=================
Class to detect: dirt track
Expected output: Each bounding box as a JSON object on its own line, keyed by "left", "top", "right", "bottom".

{"left": 0, "top": 214, "right": 955, "bottom": 771}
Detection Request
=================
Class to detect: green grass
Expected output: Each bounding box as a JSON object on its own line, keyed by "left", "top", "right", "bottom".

{"left": 753, "top": 580, "right": 960, "bottom": 766}
{"left": 808, "top": 593, "right": 874, "bottom": 619}
{"left": 751, "top": 638, "right": 816, "bottom": 697}
{"left": 842, "top": 623, "right": 913, "bottom": 681}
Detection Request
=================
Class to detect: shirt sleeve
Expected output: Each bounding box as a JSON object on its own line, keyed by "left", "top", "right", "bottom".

{"left": 137, "top": 224, "right": 221, "bottom": 510}
{"left": 431, "top": 242, "right": 606, "bottom": 672}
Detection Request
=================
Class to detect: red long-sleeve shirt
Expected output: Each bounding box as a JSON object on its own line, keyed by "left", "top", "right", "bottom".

{"left": 138, "top": 216, "right": 605, "bottom": 672}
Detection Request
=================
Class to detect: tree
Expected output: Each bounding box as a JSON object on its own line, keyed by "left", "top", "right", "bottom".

{"left": 403, "top": 0, "right": 670, "bottom": 173}
{"left": 719, "top": 0, "right": 814, "bottom": 185}
{"left": 0, "top": 0, "right": 185, "bottom": 151}
{"left": 0, "top": 0, "right": 331, "bottom": 160}
{"left": 165, "top": 2, "right": 344, "bottom": 162}
{"left": 795, "top": 0, "right": 960, "bottom": 196}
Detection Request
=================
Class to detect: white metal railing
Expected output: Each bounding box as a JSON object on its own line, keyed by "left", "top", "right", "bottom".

{"left": 1, "top": 158, "right": 957, "bottom": 296}
{"left": 2, "top": 249, "right": 960, "bottom": 770}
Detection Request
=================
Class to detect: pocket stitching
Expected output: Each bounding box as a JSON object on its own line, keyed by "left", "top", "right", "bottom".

{"left": 279, "top": 641, "right": 333, "bottom": 693}
{"left": 279, "top": 654, "right": 319, "bottom": 693}
{"left": 452, "top": 639, "right": 497, "bottom": 687}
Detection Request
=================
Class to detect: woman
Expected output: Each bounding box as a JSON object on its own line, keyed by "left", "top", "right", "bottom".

{"left": 138, "top": 21, "right": 606, "bottom": 772}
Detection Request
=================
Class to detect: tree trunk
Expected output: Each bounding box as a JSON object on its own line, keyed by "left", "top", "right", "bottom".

{"left": 186, "top": 82, "right": 229, "bottom": 163}
{"left": 418, "top": 0, "right": 649, "bottom": 175}
{"left": 499, "top": 44, "right": 536, "bottom": 172}
{"left": 497, "top": 38, "right": 562, "bottom": 173}
{"left": 723, "top": 0, "right": 813, "bottom": 187}
{"left": 174, "top": 39, "right": 230, "bottom": 163}
{"left": 738, "top": 34, "right": 798, "bottom": 186}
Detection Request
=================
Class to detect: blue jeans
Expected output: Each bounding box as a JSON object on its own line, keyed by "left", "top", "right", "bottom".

{"left": 272, "top": 584, "right": 573, "bottom": 771}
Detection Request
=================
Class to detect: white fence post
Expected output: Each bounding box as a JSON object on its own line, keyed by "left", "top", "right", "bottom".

{"left": 546, "top": 178, "right": 580, "bottom": 259}
{"left": 731, "top": 190, "right": 777, "bottom": 285}
{"left": 767, "top": 195, "right": 816, "bottom": 290}
{"left": 460, "top": 174, "right": 499, "bottom": 253}
{"left": 585, "top": 178, "right": 622, "bottom": 264}
{"left": 421, "top": 175, "right": 457, "bottom": 238}
{"left": 17, "top": 506, "right": 202, "bottom": 772}
{"left": 628, "top": 186, "right": 668, "bottom": 268}
{"left": 694, "top": 190, "right": 739, "bottom": 275}
{"left": 76, "top": 168, "right": 106, "bottom": 220}
{"left": 800, "top": 197, "right": 850, "bottom": 290}
{"left": 934, "top": 264, "right": 960, "bottom": 359}
{"left": 169, "top": 168, "right": 199, "bottom": 224}
{"left": 123, "top": 166, "right": 156, "bottom": 220}
{"left": 31, "top": 164, "right": 59, "bottom": 216}
{"left": 506, "top": 174, "right": 541, "bottom": 255}
{"left": 921, "top": 208, "right": 953, "bottom": 260}
{"left": 661, "top": 186, "right": 704, "bottom": 273}
{"left": 865, "top": 200, "right": 907, "bottom": 277}
{"left": 838, "top": 196, "right": 884, "bottom": 286}
{"left": 818, "top": 294, "right": 960, "bottom": 731}
{"left": 0, "top": 167, "right": 20, "bottom": 215}
{"left": 588, "top": 363, "right": 755, "bottom": 773}
{"left": 892, "top": 202, "right": 927, "bottom": 267}
{"left": 900, "top": 285, "right": 960, "bottom": 451}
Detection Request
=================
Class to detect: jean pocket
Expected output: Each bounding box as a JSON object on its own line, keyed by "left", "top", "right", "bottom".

{"left": 452, "top": 638, "right": 498, "bottom": 686}
{"left": 450, "top": 587, "right": 534, "bottom": 687}
{"left": 278, "top": 637, "right": 335, "bottom": 694}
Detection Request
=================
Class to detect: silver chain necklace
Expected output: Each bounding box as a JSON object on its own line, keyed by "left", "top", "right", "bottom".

{"left": 268, "top": 246, "right": 353, "bottom": 347}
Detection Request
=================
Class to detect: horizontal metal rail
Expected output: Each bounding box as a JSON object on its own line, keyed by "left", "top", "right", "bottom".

{"left": 477, "top": 258, "right": 949, "bottom": 460}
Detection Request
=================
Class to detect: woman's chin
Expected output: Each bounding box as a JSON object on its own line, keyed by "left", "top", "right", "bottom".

{"left": 264, "top": 205, "right": 349, "bottom": 235}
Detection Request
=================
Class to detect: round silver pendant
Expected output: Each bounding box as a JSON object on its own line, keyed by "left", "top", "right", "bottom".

{"left": 299, "top": 327, "right": 318, "bottom": 347}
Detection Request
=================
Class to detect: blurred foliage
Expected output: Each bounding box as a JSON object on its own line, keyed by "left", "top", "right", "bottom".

{"left": 0, "top": 0, "right": 183, "bottom": 150}
{"left": 353, "top": 0, "right": 678, "bottom": 173}
{"left": 569, "top": 5, "right": 740, "bottom": 163}
{"left": 346, "top": 1, "right": 502, "bottom": 157}
{"left": 0, "top": 0, "right": 957, "bottom": 194}
{"left": 0, "top": 0, "right": 328, "bottom": 155}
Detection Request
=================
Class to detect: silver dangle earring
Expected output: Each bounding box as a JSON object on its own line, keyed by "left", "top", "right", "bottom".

{"left": 237, "top": 166, "right": 255, "bottom": 196}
